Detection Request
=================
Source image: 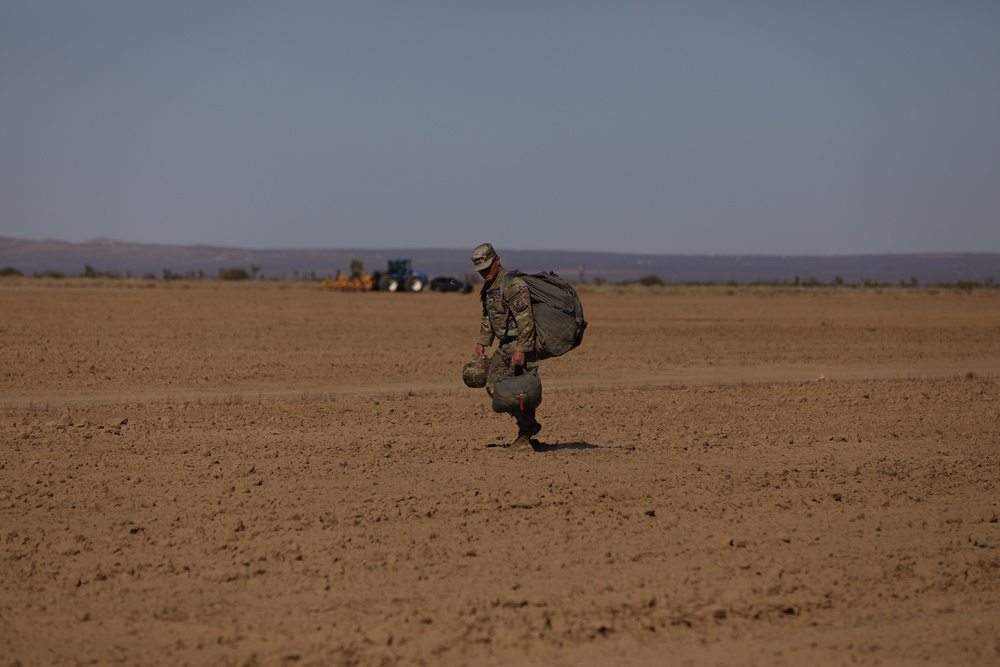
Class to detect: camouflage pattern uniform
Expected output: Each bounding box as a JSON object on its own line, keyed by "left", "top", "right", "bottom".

{"left": 477, "top": 267, "right": 540, "bottom": 434}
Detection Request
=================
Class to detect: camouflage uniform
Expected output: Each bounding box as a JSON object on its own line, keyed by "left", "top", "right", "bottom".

{"left": 477, "top": 266, "right": 540, "bottom": 434}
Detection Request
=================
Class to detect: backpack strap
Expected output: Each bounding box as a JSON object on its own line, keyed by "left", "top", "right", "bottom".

{"left": 480, "top": 272, "right": 515, "bottom": 338}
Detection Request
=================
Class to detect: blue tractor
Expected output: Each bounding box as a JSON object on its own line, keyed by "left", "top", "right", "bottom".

{"left": 372, "top": 258, "right": 428, "bottom": 292}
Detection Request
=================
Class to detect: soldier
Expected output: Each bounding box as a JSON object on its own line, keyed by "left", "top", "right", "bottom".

{"left": 470, "top": 243, "right": 542, "bottom": 451}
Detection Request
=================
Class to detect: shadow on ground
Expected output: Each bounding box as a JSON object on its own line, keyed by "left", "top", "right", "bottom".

{"left": 537, "top": 440, "right": 601, "bottom": 451}
{"left": 484, "top": 441, "right": 601, "bottom": 451}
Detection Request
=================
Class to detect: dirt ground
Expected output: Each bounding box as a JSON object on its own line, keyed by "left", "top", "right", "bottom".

{"left": 2, "top": 279, "right": 999, "bottom": 666}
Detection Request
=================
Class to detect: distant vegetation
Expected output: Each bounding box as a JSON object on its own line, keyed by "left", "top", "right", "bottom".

{"left": 0, "top": 263, "right": 995, "bottom": 290}
{"left": 616, "top": 273, "right": 997, "bottom": 290}
{"left": 217, "top": 267, "right": 251, "bottom": 281}
{"left": 82, "top": 263, "right": 121, "bottom": 279}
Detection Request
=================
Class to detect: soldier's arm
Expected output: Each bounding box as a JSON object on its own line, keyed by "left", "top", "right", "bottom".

{"left": 476, "top": 317, "right": 495, "bottom": 348}
{"left": 476, "top": 297, "right": 494, "bottom": 349}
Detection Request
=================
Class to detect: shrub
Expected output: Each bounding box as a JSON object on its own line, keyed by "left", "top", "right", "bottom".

{"left": 637, "top": 274, "right": 666, "bottom": 286}
{"left": 218, "top": 267, "right": 251, "bottom": 281}
{"left": 0, "top": 266, "right": 23, "bottom": 277}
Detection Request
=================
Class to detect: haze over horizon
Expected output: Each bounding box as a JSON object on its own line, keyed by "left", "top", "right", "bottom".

{"left": 2, "top": 3, "right": 998, "bottom": 256}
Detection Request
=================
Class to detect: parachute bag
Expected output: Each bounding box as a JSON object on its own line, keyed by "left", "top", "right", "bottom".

{"left": 491, "top": 366, "right": 542, "bottom": 414}
{"left": 483, "top": 270, "right": 588, "bottom": 361}
{"left": 514, "top": 271, "right": 587, "bottom": 359}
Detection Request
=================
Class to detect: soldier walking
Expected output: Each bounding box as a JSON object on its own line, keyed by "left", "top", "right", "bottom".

{"left": 469, "top": 243, "right": 542, "bottom": 451}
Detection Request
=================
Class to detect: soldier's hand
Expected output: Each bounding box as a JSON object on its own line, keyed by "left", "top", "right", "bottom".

{"left": 511, "top": 351, "right": 525, "bottom": 367}
{"left": 474, "top": 344, "right": 486, "bottom": 358}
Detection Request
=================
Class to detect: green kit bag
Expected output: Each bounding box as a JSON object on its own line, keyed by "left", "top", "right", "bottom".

{"left": 491, "top": 367, "right": 542, "bottom": 414}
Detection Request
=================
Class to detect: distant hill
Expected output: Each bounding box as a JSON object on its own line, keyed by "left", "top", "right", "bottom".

{"left": 1, "top": 236, "right": 997, "bottom": 285}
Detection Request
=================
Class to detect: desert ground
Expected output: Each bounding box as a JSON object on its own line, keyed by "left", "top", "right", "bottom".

{"left": 2, "top": 278, "right": 999, "bottom": 666}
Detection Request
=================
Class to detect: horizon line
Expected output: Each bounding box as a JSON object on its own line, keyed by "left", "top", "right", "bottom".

{"left": 1, "top": 235, "right": 995, "bottom": 259}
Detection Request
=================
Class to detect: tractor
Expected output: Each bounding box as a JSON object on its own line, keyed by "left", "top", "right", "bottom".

{"left": 321, "top": 259, "right": 374, "bottom": 291}
{"left": 371, "top": 258, "right": 427, "bottom": 292}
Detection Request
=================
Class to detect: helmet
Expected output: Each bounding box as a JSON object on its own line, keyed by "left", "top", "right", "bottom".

{"left": 462, "top": 356, "right": 490, "bottom": 388}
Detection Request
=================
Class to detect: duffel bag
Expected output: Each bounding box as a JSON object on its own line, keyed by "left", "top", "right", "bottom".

{"left": 492, "top": 367, "right": 542, "bottom": 414}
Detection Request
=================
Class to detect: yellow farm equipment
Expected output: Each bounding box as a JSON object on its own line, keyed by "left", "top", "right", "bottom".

{"left": 321, "top": 259, "right": 374, "bottom": 291}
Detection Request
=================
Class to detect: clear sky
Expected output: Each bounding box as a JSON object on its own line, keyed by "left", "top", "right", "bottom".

{"left": 2, "top": 1, "right": 998, "bottom": 255}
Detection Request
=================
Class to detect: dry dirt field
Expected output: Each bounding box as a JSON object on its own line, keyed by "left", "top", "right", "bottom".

{"left": 2, "top": 279, "right": 999, "bottom": 667}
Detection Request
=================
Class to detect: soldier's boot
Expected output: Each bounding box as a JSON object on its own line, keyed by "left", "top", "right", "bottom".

{"left": 509, "top": 412, "right": 542, "bottom": 452}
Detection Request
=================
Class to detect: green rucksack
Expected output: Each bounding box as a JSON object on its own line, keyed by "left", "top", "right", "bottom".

{"left": 483, "top": 270, "right": 588, "bottom": 360}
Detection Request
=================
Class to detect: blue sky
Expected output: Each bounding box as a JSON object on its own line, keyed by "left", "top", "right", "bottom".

{"left": 2, "top": 1, "right": 998, "bottom": 255}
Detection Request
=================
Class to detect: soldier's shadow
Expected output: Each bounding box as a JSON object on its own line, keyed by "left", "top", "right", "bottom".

{"left": 486, "top": 441, "right": 600, "bottom": 451}
{"left": 535, "top": 440, "right": 600, "bottom": 451}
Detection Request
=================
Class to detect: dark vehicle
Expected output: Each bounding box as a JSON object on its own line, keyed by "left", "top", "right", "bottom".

{"left": 429, "top": 276, "right": 474, "bottom": 294}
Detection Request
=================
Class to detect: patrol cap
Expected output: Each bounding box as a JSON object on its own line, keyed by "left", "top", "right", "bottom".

{"left": 471, "top": 243, "right": 497, "bottom": 271}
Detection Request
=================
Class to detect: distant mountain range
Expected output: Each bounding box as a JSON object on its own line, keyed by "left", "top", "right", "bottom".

{"left": 1, "top": 236, "right": 998, "bottom": 285}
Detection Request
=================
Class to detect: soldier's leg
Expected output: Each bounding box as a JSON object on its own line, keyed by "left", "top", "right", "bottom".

{"left": 516, "top": 355, "right": 541, "bottom": 434}
{"left": 503, "top": 348, "right": 541, "bottom": 450}
{"left": 489, "top": 348, "right": 534, "bottom": 438}
{"left": 514, "top": 408, "right": 540, "bottom": 435}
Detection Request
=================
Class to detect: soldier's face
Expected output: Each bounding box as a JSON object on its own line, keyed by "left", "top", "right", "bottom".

{"left": 479, "top": 256, "right": 500, "bottom": 282}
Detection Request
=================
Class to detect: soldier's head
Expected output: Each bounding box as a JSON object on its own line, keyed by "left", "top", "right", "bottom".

{"left": 471, "top": 243, "right": 500, "bottom": 282}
